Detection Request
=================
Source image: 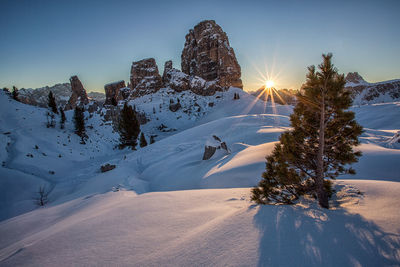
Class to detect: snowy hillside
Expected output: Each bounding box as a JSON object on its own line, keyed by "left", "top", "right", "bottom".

{"left": 0, "top": 88, "right": 400, "bottom": 265}
{"left": 345, "top": 72, "right": 400, "bottom": 105}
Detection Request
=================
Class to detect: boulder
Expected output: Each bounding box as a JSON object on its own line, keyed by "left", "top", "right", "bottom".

{"left": 202, "top": 135, "right": 230, "bottom": 160}
{"left": 101, "top": 163, "right": 116, "bottom": 173}
{"left": 104, "top": 80, "right": 126, "bottom": 106}
{"left": 181, "top": 20, "right": 243, "bottom": 89}
{"left": 64, "top": 76, "right": 89, "bottom": 110}
{"left": 169, "top": 102, "right": 182, "bottom": 112}
{"left": 130, "top": 58, "right": 163, "bottom": 97}
{"left": 202, "top": 146, "right": 217, "bottom": 160}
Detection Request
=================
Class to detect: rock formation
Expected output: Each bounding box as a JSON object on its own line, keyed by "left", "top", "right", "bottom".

{"left": 18, "top": 83, "right": 72, "bottom": 108}
{"left": 65, "top": 76, "right": 89, "bottom": 110}
{"left": 100, "top": 163, "right": 116, "bottom": 173}
{"left": 130, "top": 58, "right": 163, "bottom": 97}
{"left": 104, "top": 80, "right": 126, "bottom": 106}
{"left": 181, "top": 20, "right": 243, "bottom": 89}
{"left": 162, "top": 60, "right": 219, "bottom": 95}
{"left": 345, "top": 72, "right": 400, "bottom": 105}
{"left": 387, "top": 131, "right": 400, "bottom": 149}
{"left": 202, "top": 135, "right": 230, "bottom": 160}
{"left": 345, "top": 72, "right": 367, "bottom": 84}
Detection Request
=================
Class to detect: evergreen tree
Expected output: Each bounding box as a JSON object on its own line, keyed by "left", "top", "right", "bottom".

{"left": 73, "top": 106, "right": 86, "bottom": 144}
{"left": 150, "top": 135, "right": 155, "bottom": 144}
{"left": 118, "top": 102, "right": 140, "bottom": 150}
{"left": 139, "top": 132, "right": 148, "bottom": 148}
{"left": 48, "top": 91, "right": 58, "bottom": 114}
{"left": 60, "top": 107, "right": 66, "bottom": 129}
{"left": 12, "top": 86, "right": 19, "bottom": 101}
{"left": 251, "top": 53, "right": 363, "bottom": 209}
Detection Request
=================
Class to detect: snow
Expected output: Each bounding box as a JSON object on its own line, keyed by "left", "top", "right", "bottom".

{"left": 1, "top": 184, "right": 399, "bottom": 266}
{"left": 0, "top": 86, "right": 400, "bottom": 265}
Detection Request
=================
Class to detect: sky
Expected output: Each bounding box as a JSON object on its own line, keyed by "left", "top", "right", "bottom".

{"left": 1, "top": 0, "right": 399, "bottom": 93}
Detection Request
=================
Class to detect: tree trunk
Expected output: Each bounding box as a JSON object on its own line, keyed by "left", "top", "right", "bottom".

{"left": 316, "top": 92, "right": 329, "bottom": 208}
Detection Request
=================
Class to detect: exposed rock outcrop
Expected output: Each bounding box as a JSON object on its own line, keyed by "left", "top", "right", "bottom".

{"left": 169, "top": 101, "right": 181, "bottom": 112}
{"left": 345, "top": 72, "right": 367, "bottom": 85}
{"left": 18, "top": 83, "right": 72, "bottom": 108}
{"left": 387, "top": 131, "right": 400, "bottom": 149}
{"left": 130, "top": 58, "right": 163, "bottom": 98}
{"left": 162, "top": 60, "right": 173, "bottom": 84}
{"left": 345, "top": 72, "right": 400, "bottom": 105}
{"left": 104, "top": 80, "right": 126, "bottom": 106}
{"left": 162, "top": 60, "right": 219, "bottom": 96}
{"left": 65, "top": 76, "right": 89, "bottom": 110}
{"left": 181, "top": 20, "right": 243, "bottom": 89}
{"left": 100, "top": 164, "right": 116, "bottom": 173}
{"left": 202, "top": 135, "right": 230, "bottom": 160}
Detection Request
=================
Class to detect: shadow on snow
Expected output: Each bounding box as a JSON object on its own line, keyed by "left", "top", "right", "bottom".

{"left": 253, "top": 204, "right": 400, "bottom": 266}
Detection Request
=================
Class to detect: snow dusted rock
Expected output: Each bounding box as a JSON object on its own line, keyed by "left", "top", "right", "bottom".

{"left": 18, "top": 83, "right": 72, "bottom": 108}
{"left": 163, "top": 62, "right": 191, "bottom": 92}
{"left": 169, "top": 101, "right": 182, "bottom": 112}
{"left": 181, "top": 20, "right": 243, "bottom": 89}
{"left": 130, "top": 58, "right": 163, "bottom": 98}
{"left": 162, "top": 60, "right": 173, "bottom": 84}
{"left": 104, "top": 80, "right": 126, "bottom": 105}
{"left": 387, "top": 131, "right": 400, "bottom": 149}
{"left": 100, "top": 163, "right": 116, "bottom": 172}
{"left": 345, "top": 72, "right": 367, "bottom": 85}
{"left": 64, "top": 76, "right": 89, "bottom": 110}
{"left": 162, "top": 60, "right": 219, "bottom": 95}
{"left": 202, "top": 146, "right": 217, "bottom": 160}
{"left": 202, "top": 135, "right": 230, "bottom": 160}
{"left": 87, "top": 101, "right": 99, "bottom": 113}
{"left": 345, "top": 72, "right": 400, "bottom": 105}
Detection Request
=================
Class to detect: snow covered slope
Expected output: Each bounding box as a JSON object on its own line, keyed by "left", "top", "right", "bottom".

{"left": 0, "top": 88, "right": 400, "bottom": 266}
{"left": 345, "top": 72, "right": 400, "bottom": 105}
{"left": 0, "top": 183, "right": 399, "bottom": 266}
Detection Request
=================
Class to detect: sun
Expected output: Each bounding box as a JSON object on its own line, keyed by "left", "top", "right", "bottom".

{"left": 265, "top": 80, "right": 274, "bottom": 88}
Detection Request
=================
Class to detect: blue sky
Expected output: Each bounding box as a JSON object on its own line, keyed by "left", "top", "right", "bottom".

{"left": 1, "top": 0, "right": 399, "bottom": 92}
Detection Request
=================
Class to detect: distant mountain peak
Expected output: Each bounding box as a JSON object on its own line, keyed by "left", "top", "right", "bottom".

{"left": 345, "top": 72, "right": 367, "bottom": 84}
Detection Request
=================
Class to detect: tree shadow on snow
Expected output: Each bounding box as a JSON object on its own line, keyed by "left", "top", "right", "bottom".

{"left": 253, "top": 203, "right": 400, "bottom": 266}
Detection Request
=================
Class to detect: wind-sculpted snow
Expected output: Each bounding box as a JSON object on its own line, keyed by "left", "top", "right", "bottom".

{"left": 0, "top": 89, "right": 400, "bottom": 265}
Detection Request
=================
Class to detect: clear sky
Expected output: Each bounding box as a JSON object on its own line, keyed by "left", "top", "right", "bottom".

{"left": 1, "top": 0, "right": 399, "bottom": 92}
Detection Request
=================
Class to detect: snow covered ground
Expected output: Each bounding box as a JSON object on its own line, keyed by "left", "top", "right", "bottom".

{"left": 0, "top": 89, "right": 399, "bottom": 266}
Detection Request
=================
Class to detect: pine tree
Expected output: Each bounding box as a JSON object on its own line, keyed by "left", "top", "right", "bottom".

{"left": 73, "top": 106, "right": 86, "bottom": 144}
{"left": 48, "top": 91, "right": 58, "bottom": 114}
{"left": 118, "top": 102, "right": 140, "bottom": 150}
{"left": 60, "top": 107, "right": 66, "bottom": 129}
{"left": 12, "top": 86, "right": 19, "bottom": 101}
{"left": 150, "top": 135, "right": 155, "bottom": 144}
{"left": 251, "top": 53, "right": 363, "bottom": 209}
{"left": 139, "top": 132, "right": 148, "bottom": 148}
